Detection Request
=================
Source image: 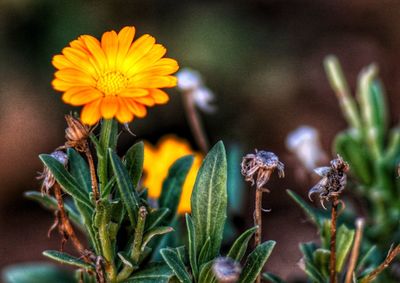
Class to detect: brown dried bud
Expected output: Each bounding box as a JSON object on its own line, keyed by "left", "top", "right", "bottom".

{"left": 64, "top": 114, "right": 90, "bottom": 151}
{"left": 212, "top": 257, "right": 241, "bottom": 283}
{"left": 241, "top": 150, "right": 284, "bottom": 189}
{"left": 308, "top": 154, "right": 349, "bottom": 209}
{"left": 37, "top": 151, "right": 68, "bottom": 195}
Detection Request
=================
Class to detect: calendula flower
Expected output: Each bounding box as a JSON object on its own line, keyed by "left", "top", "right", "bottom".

{"left": 52, "top": 26, "right": 179, "bottom": 125}
{"left": 143, "top": 135, "right": 203, "bottom": 214}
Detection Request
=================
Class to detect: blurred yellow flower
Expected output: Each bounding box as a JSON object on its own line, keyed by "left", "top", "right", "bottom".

{"left": 52, "top": 26, "right": 178, "bottom": 125}
{"left": 143, "top": 135, "right": 203, "bottom": 214}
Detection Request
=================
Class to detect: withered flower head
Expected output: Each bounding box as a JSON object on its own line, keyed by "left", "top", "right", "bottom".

{"left": 308, "top": 154, "right": 349, "bottom": 209}
{"left": 64, "top": 114, "right": 90, "bottom": 151}
{"left": 212, "top": 257, "right": 242, "bottom": 283}
{"left": 37, "top": 151, "right": 68, "bottom": 195}
{"left": 241, "top": 150, "right": 285, "bottom": 189}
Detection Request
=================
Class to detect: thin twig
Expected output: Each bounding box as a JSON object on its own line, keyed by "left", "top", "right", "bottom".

{"left": 345, "top": 218, "right": 365, "bottom": 283}
{"left": 254, "top": 187, "right": 264, "bottom": 283}
{"left": 361, "top": 244, "right": 400, "bottom": 283}
{"left": 330, "top": 195, "right": 339, "bottom": 283}
{"left": 53, "top": 183, "right": 90, "bottom": 261}
{"left": 181, "top": 90, "right": 209, "bottom": 153}
{"left": 84, "top": 142, "right": 99, "bottom": 202}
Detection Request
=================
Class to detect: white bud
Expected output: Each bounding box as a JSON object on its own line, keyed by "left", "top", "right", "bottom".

{"left": 177, "top": 68, "right": 203, "bottom": 91}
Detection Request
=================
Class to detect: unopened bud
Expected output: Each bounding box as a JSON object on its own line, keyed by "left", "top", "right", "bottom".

{"left": 64, "top": 115, "right": 90, "bottom": 151}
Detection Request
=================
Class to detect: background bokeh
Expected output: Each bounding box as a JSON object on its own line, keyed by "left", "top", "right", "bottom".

{"left": 1, "top": 0, "right": 400, "bottom": 281}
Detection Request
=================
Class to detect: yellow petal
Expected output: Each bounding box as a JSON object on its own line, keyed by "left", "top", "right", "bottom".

{"left": 63, "top": 88, "right": 102, "bottom": 106}
{"left": 118, "top": 88, "right": 148, "bottom": 98}
{"left": 125, "top": 98, "right": 147, "bottom": 117}
{"left": 81, "top": 98, "right": 102, "bottom": 125}
{"left": 52, "top": 55, "right": 74, "bottom": 70}
{"left": 52, "top": 78, "right": 77, "bottom": 91}
{"left": 116, "top": 26, "right": 135, "bottom": 67}
{"left": 101, "top": 30, "right": 118, "bottom": 70}
{"left": 81, "top": 35, "right": 107, "bottom": 73}
{"left": 55, "top": 69, "right": 96, "bottom": 86}
{"left": 129, "top": 75, "right": 177, "bottom": 89}
{"left": 62, "top": 47, "right": 98, "bottom": 78}
{"left": 133, "top": 96, "right": 155, "bottom": 106}
{"left": 126, "top": 44, "right": 166, "bottom": 77}
{"left": 122, "top": 34, "right": 155, "bottom": 73}
{"left": 115, "top": 98, "right": 134, "bottom": 123}
{"left": 148, "top": 89, "right": 169, "bottom": 104}
{"left": 100, "top": 96, "right": 119, "bottom": 119}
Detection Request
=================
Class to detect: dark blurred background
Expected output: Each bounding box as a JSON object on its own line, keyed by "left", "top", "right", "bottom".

{"left": 1, "top": 0, "right": 400, "bottom": 281}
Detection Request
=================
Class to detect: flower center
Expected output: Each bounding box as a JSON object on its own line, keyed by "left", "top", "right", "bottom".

{"left": 97, "top": 72, "right": 128, "bottom": 96}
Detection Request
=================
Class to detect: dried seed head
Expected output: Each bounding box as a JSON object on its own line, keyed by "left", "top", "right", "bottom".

{"left": 64, "top": 114, "right": 90, "bottom": 151}
{"left": 37, "top": 151, "right": 68, "bottom": 195}
{"left": 308, "top": 154, "right": 349, "bottom": 209}
{"left": 241, "top": 150, "right": 285, "bottom": 189}
{"left": 212, "top": 257, "right": 241, "bottom": 283}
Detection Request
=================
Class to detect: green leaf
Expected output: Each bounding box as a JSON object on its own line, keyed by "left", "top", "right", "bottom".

{"left": 67, "top": 148, "right": 91, "bottom": 192}
{"left": 2, "top": 264, "right": 74, "bottom": 283}
{"left": 198, "top": 237, "right": 211, "bottom": 267}
{"left": 198, "top": 260, "right": 216, "bottom": 283}
{"left": 356, "top": 245, "right": 377, "bottom": 273}
{"left": 141, "top": 226, "right": 174, "bottom": 251}
{"left": 227, "top": 226, "right": 258, "bottom": 261}
{"left": 122, "top": 263, "right": 175, "bottom": 283}
{"left": 24, "top": 191, "right": 82, "bottom": 228}
{"left": 262, "top": 272, "right": 287, "bottom": 283}
{"left": 300, "top": 242, "right": 318, "bottom": 262}
{"left": 191, "top": 141, "right": 227, "bottom": 262}
{"left": 238, "top": 240, "right": 276, "bottom": 283}
{"left": 160, "top": 248, "right": 191, "bottom": 283}
{"left": 313, "top": 248, "right": 330, "bottom": 277}
{"left": 101, "top": 176, "right": 116, "bottom": 198}
{"left": 336, "top": 225, "right": 355, "bottom": 272}
{"left": 302, "top": 260, "right": 326, "bottom": 283}
{"left": 109, "top": 149, "right": 140, "bottom": 225}
{"left": 159, "top": 155, "right": 194, "bottom": 222}
{"left": 42, "top": 250, "right": 94, "bottom": 271}
{"left": 145, "top": 208, "right": 170, "bottom": 232}
{"left": 39, "top": 154, "right": 92, "bottom": 209}
{"left": 125, "top": 141, "right": 144, "bottom": 189}
{"left": 287, "top": 190, "right": 326, "bottom": 228}
{"left": 185, "top": 214, "right": 198, "bottom": 280}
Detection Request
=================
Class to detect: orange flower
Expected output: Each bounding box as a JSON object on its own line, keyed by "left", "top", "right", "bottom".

{"left": 143, "top": 135, "right": 203, "bottom": 214}
{"left": 52, "top": 26, "right": 179, "bottom": 125}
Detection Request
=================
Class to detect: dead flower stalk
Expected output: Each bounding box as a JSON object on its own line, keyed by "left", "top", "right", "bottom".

{"left": 241, "top": 150, "right": 284, "bottom": 283}
{"left": 309, "top": 154, "right": 349, "bottom": 283}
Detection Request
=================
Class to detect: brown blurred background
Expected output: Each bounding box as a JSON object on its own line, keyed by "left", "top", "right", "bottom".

{"left": 1, "top": 0, "right": 400, "bottom": 281}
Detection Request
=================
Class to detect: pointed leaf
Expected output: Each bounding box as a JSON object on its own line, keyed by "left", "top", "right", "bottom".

{"left": 198, "top": 260, "right": 216, "bottom": 283}
{"left": 160, "top": 248, "right": 191, "bottom": 283}
{"left": 43, "top": 250, "right": 94, "bottom": 271}
{"left": 141, "top": 226, "right": 174, "bottom": 251}
{"left": 159, "top": 155, "right": 194, "bottom": 222}
{"left": 191, "top": 141, "right": 227, "bottom": 261}
{"left": 109, "top": 149, "right": 139, "bottom": 225}
{"left": 24, "top": 191, "right": 82, "bottom": 228}
{"left": 336, "top": 224, "right": 355, "bottom": 272}
{"left": 198, "top": 237, "right": 211, "bottom": 267}
{"left": 145, "top": 208, "right": 170, "bottom": 232}
{"left": 185, "top": 214, "right": 198, "bottom": 280}
{"left": 122, "top": 263, "right": 175, "bottom": 283}
{"left": 125, "top": 141, "right": 144, "bottom": 189}
{"left": 39, "top": 154, "right": 92, "bottom": 209}
{"left": 238, "top": 241, "right": 276, "bottom": 283}
{"left": 356, "top": 245, "right": 377, "bottom": 273}
{"left": 313, "top": 248, "right": 330, "bottom": 277}
{"left": 227, "top": 226, "right": 258, "bottom": 261}
{"left": 67, "top": 148, "right": 91, "bottom": 192}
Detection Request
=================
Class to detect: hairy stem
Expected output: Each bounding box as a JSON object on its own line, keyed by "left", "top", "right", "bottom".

{"left": 330, "top": 196, "right": 339, "bottom": 283}
{"left": 84, "top": 142, "right": 99, "bottom": 202}
{"left": 181, "top": 90, "right": 209, "bottom": 153}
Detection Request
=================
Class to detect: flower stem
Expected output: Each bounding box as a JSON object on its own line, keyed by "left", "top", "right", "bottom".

{"left": 84, "top": 142, "right": 99, "bottom": 202}
{"left": 98, "top": 119, "right": 118, "bottom": 191}
{"left": 181, "top": 90, "right": 209, "bottom": 153}
{"left": 330, "top": 196, "right": 339, "bottom": 283}
{"left": 254, "top": 187, "right": 263, "bottom": 283}
{"left": 345, "top": 218, "right": 364, "bottom": 283}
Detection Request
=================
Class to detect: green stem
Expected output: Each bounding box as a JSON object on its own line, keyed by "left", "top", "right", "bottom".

{"left": 97, "top": 119, "right": 118, "bottom": 193}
